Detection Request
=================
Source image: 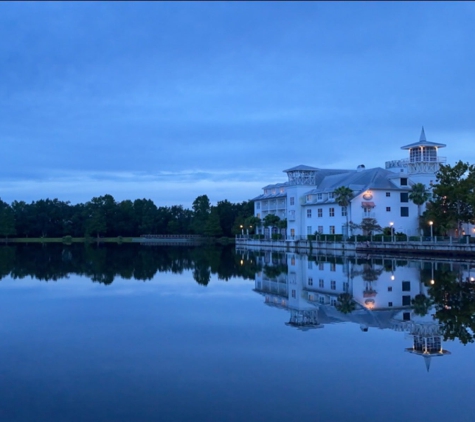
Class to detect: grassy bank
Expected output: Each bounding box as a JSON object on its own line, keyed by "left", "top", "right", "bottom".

{"left": 4, "top": 237, "right": 134, "bottom": 244}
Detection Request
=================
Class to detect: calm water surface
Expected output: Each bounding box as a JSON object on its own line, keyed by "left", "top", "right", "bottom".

{"left": 0, "top": 244, "right": 474, "bottom": 422}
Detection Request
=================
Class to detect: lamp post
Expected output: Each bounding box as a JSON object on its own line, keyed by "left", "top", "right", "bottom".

{"left": 389, "top": 222, "right": 394, "bottom": 243}
{"left": 240, "top": 224, "right": 244, "bottom": 236}
{"left": 429, "top": 221, "right": 433, "bottom": 243}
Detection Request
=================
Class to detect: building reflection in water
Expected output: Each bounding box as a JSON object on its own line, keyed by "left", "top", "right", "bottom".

{"left": 249, "top": 250, "right": 459, "bottom": 371}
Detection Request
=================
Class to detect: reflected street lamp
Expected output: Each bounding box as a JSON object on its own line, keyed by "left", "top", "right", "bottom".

{"left": 429, "top": 221, "right": 434, "bottom": 242}
{"left": 240, "top": 224, "right": 244, "bottom": 235}
{"left": 389, "top": 222, "right": 394, "bottom": 242}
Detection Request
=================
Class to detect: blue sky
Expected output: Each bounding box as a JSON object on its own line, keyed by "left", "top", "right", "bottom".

{"left": 1, "top": 2, "right": 474, "bottom": 207}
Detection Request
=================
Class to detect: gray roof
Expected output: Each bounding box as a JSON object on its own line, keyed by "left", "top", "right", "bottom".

{"left": 305, "top": 167, "right": 407, "bottom": 198}
{"left": 283, "top": 164, "right": 320, "bottom": 172}
{"left": 401, "top": 127, "right": 446, "bottom": 149}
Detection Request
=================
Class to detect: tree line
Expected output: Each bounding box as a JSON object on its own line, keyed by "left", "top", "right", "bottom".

{"left": 0, "top": 194, "right": 254, "bottom": 238}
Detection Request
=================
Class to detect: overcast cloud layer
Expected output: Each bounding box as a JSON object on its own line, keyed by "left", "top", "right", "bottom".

{"left": 1, "top": 2, "right": 474, "bottom": 206}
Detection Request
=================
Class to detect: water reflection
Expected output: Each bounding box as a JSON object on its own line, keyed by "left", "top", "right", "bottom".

{"left": 248, "top": 250, "right": 475, "bottom": 368}
{"left": 0, "top": 243, "right": 257, "bottom": 285}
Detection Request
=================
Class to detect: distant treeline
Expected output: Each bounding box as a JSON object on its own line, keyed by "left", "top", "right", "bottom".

{"left": 0, "top": 194, "right": 253, "bottom": 238}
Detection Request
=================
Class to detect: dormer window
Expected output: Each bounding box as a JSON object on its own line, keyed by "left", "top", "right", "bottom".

{"left": 317, "top": 193, "right": 323, "bottom": 200}
{"left": 306, "top": 195, "right": 312, "bottom": 202}
{"left": 400, "top": 178, "right": 408, "bottom": 186}
{"left": 328, "top": 192, "right": 335, "bottom": 199}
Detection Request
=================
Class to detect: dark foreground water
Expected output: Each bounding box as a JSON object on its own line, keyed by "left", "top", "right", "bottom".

{"left": 0, "top": 244, "right": 474, "bottom": 422}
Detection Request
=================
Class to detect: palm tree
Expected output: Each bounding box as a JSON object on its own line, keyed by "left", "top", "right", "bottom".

{"left": 335, "top": 293, "right": 357, "bottom": 314}
{"left": 409, "top": 183, "right": 431, "bottom": 235}
{"left": 334, "top": 186, "right": 354, "bottom": 238}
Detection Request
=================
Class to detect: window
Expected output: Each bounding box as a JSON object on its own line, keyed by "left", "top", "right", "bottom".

{"left": 280, "top": 187, "right": 284, "bottom": 193}
{"left": 318, "top": 208, "right": 323, "bottom": 217}
{"left": 290, "top": 228, "right": 295, "bottom": 237}
{"left": 319, "top": 263, "right": 324, "bottom": 270}
{"left": 307, "top": 226, "right": 312, "bottom": 235}
{"left": 330, "top": 226, "right": 335, "bottom": 234}
{"left": 328, "top": 192, "right": 335, "bottom": 199}
{"left": 388, "top": 302, "right": 393, "bottom": 307}
{"left": 388, "top": 286, "right": 393, "bottom": 292}
{"left": 402, "top": 295, "right": 411, "bottom": 306}
{"left": 343, "top": 282, "right": 349, "bottom": 292}
{"left": 402, "top": 281, "right": 411, "bottom": 291}
{"left": 256, "top": 202, "right": 261, "bottom": 209}
{"left": 386, "top": 192, "right": 391, "bottom": 197}
{"left": 319, "top": 279, "right": 324, "bottom": 288}
{"left": 403, "top": 312, "right": 411, "bottom": 321}
{"left": 386, "top": 207, "right": 391, "bottom": 212}
{"left": 308, "top": 277, "right": 313, "bottom": 286}
{"left": 291, "top": 257, "right": 295, "bottom": 265}
{"left": 257, "top": 213, "right": 260, "bottom": 218}
{"left": 341, "top": 207, "right": 347, "bottom": 217}
{"left": 306, "top": 195, "right": 312, "bottom": 202}
{"left": 331, "top": 299, "right": 337, "bottom": 306}
{"left": 308, "top": 261, "right": 313, "bottom": 269}
{"left": 318, "top": 226, "right": 323, "bottom": 234}
{"left": 319, "top": 296, "right": 325, "bottom": 304}
{"left": 308, "top": 294, "right": 314, "bottom": 301}
{"left": 400, "top": 192, "right": 409, "bottom": 202}
{"left": 329, "top": 208, "right": 335, "bottom": 217}
{"left": 307, "top": 209, "right": 312, "bottom": 218}
{"left": 292, "top": 290, "right": 296, "bottom": 298}
{"left": 331, "top": 280, "right": 336, "bottom": 290}
{"left": 317, "top": 193, "right": 323, "bottom": 200}
{"left": 330, "top": 263, "right": 336, "bottom": 271}
{"left": 400, "top": 207, "right": 409, "bottom": 217}
{"left": 400, "top": 178, "right": 408, "bottom": 186}
{"left": 290, "top": 197, "right": 295, "bottom": 205}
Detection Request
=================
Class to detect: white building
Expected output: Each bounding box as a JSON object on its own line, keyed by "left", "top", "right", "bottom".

{"left": 252, "top": 128, "right": 446, "bottom": 238}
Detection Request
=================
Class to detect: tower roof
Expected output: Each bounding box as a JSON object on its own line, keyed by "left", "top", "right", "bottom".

{"left": 400, "top": 127, "right": 446, "bottom": 149}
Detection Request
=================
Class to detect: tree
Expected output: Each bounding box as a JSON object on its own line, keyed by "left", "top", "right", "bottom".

{"left": 0, "top": 199, "right": 16, "bottom": 240}
{"left": 203, "top": 208, "right": 223, "bottom": 237}
{"left": 263, "top": 214, "right": 281, "bottom": 238}
{"left": 411, "top": 294, "right": 432, "bottom": 317}
{"left": 409, "top": 183, "right": 431, "bottom": 235}
{"left": 359, "top": 218, "right": 383, "bottom": 236}
{"left": 428, "top": 161, "right": 475, "bottom": 237}
{"left": 334, "top": 186, "right": 354, "bottom": 237}
{"left": 191, "top": 195, "right": 211, "bottom": 235}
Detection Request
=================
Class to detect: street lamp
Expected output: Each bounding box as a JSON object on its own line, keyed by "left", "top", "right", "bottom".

{"left": 389, "top": 222, "right": 394, "bottom": 242}
{"left": 240, "top": 224, "right": 244, "bottom": 236}
{"left": 429, "top": 221, "right": 433, "bottom": 242}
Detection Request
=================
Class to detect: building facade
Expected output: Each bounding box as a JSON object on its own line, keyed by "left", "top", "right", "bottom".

{"left": 253, "top": 128, "right": 447, "bottom": 238}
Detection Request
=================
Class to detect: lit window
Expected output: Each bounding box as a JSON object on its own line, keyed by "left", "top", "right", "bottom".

{"left": 329, "top": 208, "right": 335, "bottom": 217}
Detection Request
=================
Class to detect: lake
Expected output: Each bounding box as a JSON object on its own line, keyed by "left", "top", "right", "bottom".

{"left": 0, "top": 244, "right": 474, "bottom": 422}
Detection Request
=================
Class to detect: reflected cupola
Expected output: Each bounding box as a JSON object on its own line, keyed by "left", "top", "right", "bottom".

{"left": 404, "top": 322, "right": 451, "bottom": 372}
